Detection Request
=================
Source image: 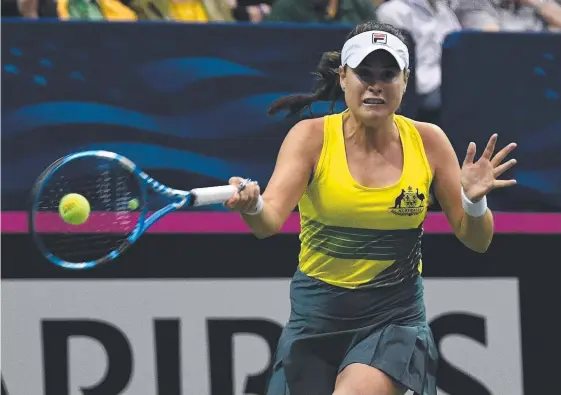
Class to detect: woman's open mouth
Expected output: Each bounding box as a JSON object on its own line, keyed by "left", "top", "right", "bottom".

{"left": 363, "top": 98, "right": 386, "bottom": 105}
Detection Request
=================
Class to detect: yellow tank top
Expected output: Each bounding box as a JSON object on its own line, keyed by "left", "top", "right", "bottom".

{"left": 298, "top": 111, "right": 433, "bottom": 289}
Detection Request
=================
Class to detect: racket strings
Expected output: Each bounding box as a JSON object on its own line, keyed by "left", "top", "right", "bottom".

{"left": 32, "top": 157, "right": 143, "bottom": 263}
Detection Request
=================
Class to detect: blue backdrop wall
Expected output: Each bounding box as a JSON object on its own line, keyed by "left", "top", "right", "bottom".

{"left": 5, "top": 22, "right": 559, "bottom": 212}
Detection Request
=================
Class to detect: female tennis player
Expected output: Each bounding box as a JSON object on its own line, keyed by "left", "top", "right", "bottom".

{"left": 224, "top": 21, "right": 517, "bottom": 395}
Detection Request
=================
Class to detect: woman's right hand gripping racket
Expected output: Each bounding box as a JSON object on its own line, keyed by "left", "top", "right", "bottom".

{"left": 29, "top": 150, "right": 246, "bottom": 270}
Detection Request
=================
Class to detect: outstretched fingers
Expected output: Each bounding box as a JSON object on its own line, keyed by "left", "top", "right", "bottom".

{"left": 481, "top": 134, "right": 498, "bottom": 161}
{"left": 491, "top": 141, "right": 517, "bottom": 167}
{"left": 493, "top": 158, "right": 517, "bottom": 178}
{"left": 463, "top": 142, "right": 477, "bottom": 165}
{"left": 493, "top": 179, "right": 517, "bottom": 189}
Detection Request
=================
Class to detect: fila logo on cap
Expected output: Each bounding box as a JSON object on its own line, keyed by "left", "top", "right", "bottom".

{"left": 372, "top": 33, "right": 387, "bottom": 44}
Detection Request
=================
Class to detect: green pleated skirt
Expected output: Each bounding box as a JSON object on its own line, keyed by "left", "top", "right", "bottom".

{"left": 266, "top": 270, "right": 438, "bottom": 395}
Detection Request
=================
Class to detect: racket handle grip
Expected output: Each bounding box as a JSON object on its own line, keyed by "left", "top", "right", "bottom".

{"left": 190, "top": 185, "right": 238, "bottom": 206}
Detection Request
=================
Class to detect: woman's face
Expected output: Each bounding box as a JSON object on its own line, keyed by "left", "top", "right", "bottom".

{"left": 340, "top": 50, "right": 408, "bottom": 125}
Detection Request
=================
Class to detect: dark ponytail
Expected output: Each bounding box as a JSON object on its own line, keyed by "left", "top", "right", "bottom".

{"left": 267, "top": 21, "right": 409, "bottom": 119}
{"left": 267, "top": 51, "right": 344, "bottom": 117}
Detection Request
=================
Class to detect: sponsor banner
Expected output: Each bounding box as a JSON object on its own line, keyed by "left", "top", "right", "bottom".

{"left": 2, "top": 279, "right": 523, "bottom": 395}
{"left": 3, "top": 232, "right": 557, "bottom": 394}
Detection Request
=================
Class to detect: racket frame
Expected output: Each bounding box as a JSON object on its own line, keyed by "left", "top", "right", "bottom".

{"left": 30, "top": 150, "right": 201, "bottom": 270}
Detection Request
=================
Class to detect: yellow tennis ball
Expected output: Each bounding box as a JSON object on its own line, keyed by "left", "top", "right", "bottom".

{"left": 128, "top": 198, "right": 139, "bottom": 210}
{"left": 59, "top": 193, "right": 90, "bottom": 225}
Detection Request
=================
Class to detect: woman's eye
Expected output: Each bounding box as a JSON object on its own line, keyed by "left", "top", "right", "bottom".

{"left": 380, "top": 70, "right": 398, "bottom": 82}
{"left": 357, "top": 69, "right": 398, "bottom": 83}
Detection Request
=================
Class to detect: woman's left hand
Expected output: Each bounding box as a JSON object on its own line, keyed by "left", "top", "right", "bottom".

{"left": 461, "top": 134, "right": 518, "bottom": 202}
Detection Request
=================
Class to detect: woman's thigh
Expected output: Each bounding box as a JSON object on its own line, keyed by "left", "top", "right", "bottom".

{"left": 333, "top": 363, "right": 408, "bottom": 395}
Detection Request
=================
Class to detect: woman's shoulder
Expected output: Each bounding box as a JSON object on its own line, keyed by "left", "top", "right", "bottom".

{"left": 406, "top": 118, "right": 455, "bottom": 173}
{"left": 405, "top": 118, "right": 450, "bottom": 148}
{"left": 290, "top": 116, "right": 325, "bottom": 139}
{"left": 281, "top": 116, "right": 326, "bottom": 158}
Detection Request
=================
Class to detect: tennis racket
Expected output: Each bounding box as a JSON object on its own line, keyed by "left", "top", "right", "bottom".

{"left": 30, "top": 150, "right": 247, "bottom": 270}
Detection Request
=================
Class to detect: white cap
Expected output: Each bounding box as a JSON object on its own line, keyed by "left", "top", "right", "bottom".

{"left": 341, "top": 31, "right": 409, "bottom": 70}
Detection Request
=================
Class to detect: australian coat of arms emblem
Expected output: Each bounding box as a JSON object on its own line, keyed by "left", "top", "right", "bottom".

{"left": 390, "top": 186, "right": 426, "bottom": 216}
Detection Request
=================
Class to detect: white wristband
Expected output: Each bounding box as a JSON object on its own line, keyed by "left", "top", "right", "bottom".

{"left": 242, "top": 195, "right": 264, "bottom": 216}
{"left": 461, "top": 188, "right": 488, "bottom": 217}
